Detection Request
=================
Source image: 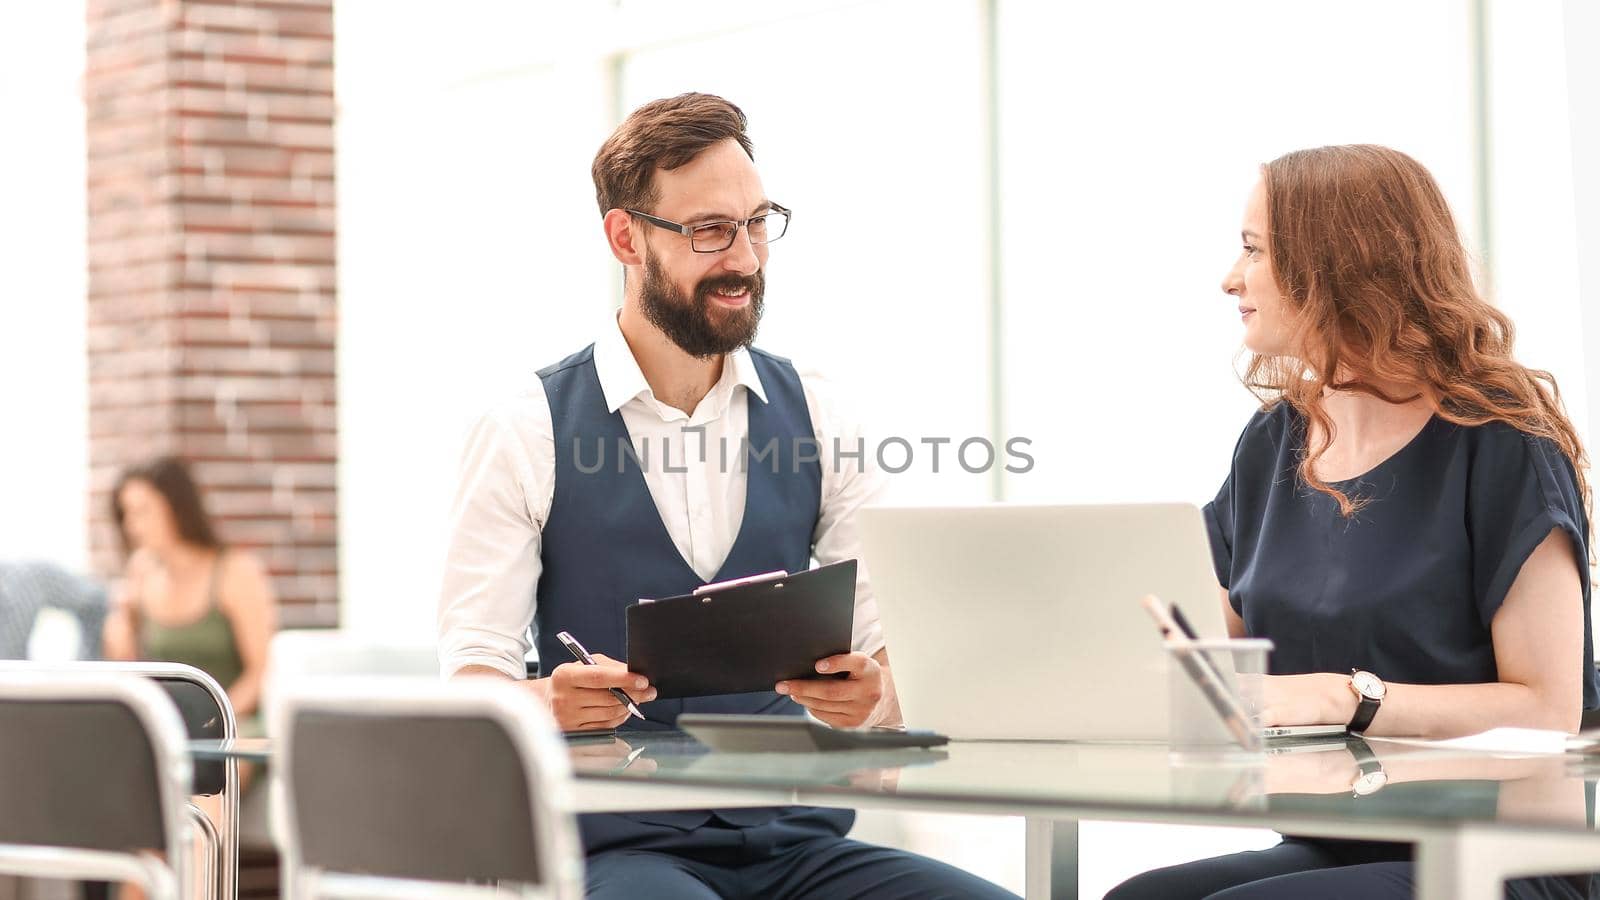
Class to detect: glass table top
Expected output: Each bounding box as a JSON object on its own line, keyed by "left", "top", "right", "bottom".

{"left": 189, "top": 737, "right": 274, "bottom": 763}
{"left": 565, "top": 731, "right": 1600, "bottom": 832}
{"left": 189, "top": 731, "right": 1600, "bottom": 832}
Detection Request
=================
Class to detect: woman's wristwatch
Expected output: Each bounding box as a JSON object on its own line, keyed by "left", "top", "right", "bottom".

{"left": 1346, "top": 669, "right": 1387, "bottom": 734}
{"left": 1348, "top": 738, "right": 1388, "bottom": 797}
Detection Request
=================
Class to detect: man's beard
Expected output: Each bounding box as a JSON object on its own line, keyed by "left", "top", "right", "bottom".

{"left": 639, "top": 255, "right": 764, "bottom": 360}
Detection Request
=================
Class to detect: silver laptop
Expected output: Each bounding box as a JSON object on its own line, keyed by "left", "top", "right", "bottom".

{"left": 859, "top": 503, "right": 1345, "bottom": 743}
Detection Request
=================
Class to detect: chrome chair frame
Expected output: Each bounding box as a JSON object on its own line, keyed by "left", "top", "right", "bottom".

{"left": 0, "top": 672, "right": 195, "bottom": 899}
{"left": 271, "top": 677, "right": 584, "bottom": 900}
{"left": 0, "top": 660, "right": 239, "bottom": 900}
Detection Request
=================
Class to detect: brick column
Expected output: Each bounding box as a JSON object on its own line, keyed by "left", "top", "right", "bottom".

{"left": 86, "top": 0, "right": 337, "bottom": 626}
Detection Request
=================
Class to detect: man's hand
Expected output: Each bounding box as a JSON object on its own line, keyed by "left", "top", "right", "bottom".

{"left": 776, "top": 652, "right": 884, "bottom": 728}
{"left": 540, "top": 653, "right": 656, "bottom": 731}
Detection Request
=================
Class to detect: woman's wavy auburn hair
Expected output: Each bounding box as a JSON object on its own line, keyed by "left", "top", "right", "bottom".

{"left": 1246, "top": 144, "right": 1590, "bottom": 518}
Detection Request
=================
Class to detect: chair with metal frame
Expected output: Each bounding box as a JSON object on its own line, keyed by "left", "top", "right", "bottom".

{"left": 0, "top": 660, "right": 239, "bottom": 900}
{"left": 271, "top": 677, "right": 584, "bottom": 900}
{"left": 0, "top": 671, "right": 195, "bottom": 900}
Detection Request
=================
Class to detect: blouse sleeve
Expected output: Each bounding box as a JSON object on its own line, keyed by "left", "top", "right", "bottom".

{"left": 1468, "top": 426, "right": 1589, "bottom": 628}
{"left": 1202, "top": 473, "right": 1236, "bottom": 590}
{"left": 1204, "top": 411, "right": 1271, "bottom": 593}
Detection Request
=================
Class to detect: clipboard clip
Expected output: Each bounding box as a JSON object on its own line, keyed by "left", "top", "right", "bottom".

{"left": 635, "top": 569, "right": 792, "bottom": 605}
{"left": 692, "top": 569, "right": 789, "bottom": 597}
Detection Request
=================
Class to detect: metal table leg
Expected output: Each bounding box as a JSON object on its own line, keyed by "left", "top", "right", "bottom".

{"left": 1025, "top": 817, "right": 1078, "bottom": 900}
{"left": 1415, "top": 826, "right": 1600, "bottom": 900}
{"left": 221, "top": 757, "right": 239, "bottom": 900}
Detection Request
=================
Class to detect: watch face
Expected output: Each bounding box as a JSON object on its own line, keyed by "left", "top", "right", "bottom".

{"left": 1352, "top": 671, "right": 1386, "bottom": 700}
{"left": 1353, "top": 770, "right": 1389, "bottom": 797}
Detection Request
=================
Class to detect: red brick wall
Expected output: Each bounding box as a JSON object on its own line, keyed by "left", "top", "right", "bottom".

{"left": 86, "top": 0, "right": 337, "bottom": 626}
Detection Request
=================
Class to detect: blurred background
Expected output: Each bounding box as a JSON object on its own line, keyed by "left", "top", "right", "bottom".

{"left": 3, "top": 0, "right": 1598, "bottom": 895}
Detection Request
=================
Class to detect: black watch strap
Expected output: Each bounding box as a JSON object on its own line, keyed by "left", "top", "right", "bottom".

{"left": 1347, "top": 694, "right": 1380, "bottom": 733}
{"left": 1347, "top": 737, "right": 1386, "bottom": 797}
{"left": 1348, "top": 736, "right": 1380, "bottom": 772}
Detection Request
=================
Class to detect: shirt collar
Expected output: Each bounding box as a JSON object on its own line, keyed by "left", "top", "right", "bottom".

{"left": 593, "top": 314, "right": 769, "bottom": 415}
{"left": 726, "top": 343, "right": 769, "bottom": 406}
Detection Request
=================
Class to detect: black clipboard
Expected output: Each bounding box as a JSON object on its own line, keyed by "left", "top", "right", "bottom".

{"left": 626, "top": 559, "right": 857, "bottom": 699}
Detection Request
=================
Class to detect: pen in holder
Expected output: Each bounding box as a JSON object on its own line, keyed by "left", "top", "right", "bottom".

{"left": 1166, "top": 638, "right": 1272, "bottom": 754}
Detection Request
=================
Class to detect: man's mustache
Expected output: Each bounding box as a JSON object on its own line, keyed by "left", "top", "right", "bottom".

{"left": 696, "top": 272, "right": 764, "bottom": 299}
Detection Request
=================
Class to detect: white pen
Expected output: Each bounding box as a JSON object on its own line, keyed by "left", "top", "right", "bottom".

{"left": 556, "top": 630, "right": 646, "bottom": 722}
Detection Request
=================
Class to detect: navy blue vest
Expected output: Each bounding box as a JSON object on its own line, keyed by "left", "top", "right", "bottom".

{"left": 535, "top": 343, "right": 854, "bottom": 852}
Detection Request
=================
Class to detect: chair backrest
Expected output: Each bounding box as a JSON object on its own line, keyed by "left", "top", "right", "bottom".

{"left": 139, "top": 665, "right": 233, "bottom": 797}
{"left": 0, "top": 672, "right": 192, "bottom": 895}
{"left": 0, "top": 660, "right": 236, "bottom": 795}
{"left": 272, "top": 678, "right": 583, "bottom": 899}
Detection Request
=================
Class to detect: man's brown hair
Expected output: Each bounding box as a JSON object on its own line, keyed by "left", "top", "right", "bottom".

{"left": 591, "top": 92, "right": 753, "bottom": 216}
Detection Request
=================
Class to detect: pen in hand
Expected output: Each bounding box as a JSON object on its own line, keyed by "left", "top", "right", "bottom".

{"left": 555, "top": 630, "right": 646, "bottom": 722}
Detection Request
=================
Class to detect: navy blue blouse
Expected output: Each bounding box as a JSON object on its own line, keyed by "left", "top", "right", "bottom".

{"left": 1204, "top": 402, "right": 1598, "bottom": 710}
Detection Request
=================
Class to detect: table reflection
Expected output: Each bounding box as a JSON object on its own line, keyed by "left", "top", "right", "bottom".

{"left": 1264, "top": 738, "right": 1590, "bottom": 829}
{"left": 189, "top": 731, "right": 1597, "bottom": 831}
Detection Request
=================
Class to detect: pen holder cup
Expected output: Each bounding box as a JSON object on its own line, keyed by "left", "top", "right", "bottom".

{"left": 1166, "top": 638, "right": 1273, "bottom": 754}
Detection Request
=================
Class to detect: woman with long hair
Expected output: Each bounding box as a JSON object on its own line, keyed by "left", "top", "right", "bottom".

{"left": 1110, "top": 145, "right": 1596, "bottom": 898}
{"left": 102, "top": 456, "right": 277, "bottom": 734}
{"left": 101, "top": 459, "right": 278, "bottom": 900}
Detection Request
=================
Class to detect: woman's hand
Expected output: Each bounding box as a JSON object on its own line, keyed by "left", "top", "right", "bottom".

{"left": 102, "top": 551, "right": 153, "bottom": 662}
{"left": 1262, "top": 744, "right": 1368, "bottom": 795}
{"left": 1261, "top": 672, "right": 1357, "bottom": 728}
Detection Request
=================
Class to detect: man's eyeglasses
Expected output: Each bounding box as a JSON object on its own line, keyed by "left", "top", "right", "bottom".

{"left": 625, "top": 203, "right": 791, "bottom": 253}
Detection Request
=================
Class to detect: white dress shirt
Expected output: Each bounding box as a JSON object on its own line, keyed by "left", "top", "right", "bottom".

{"left": 437, "top": 316, "right": 889, "bottom": 678}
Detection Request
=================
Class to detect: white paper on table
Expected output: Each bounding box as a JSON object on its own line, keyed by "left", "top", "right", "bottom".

{"left": 1369, "top": 727, "right": 1573, "bottom": 755}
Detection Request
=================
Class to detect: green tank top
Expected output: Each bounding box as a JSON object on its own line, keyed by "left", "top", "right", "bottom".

{"left": 139, "top": 554, "right": 245, "bottom": 691}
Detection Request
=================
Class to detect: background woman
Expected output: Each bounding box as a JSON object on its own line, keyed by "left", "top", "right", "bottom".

{"left": 103, "top": 455, "right": 277, "bottom": 737}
